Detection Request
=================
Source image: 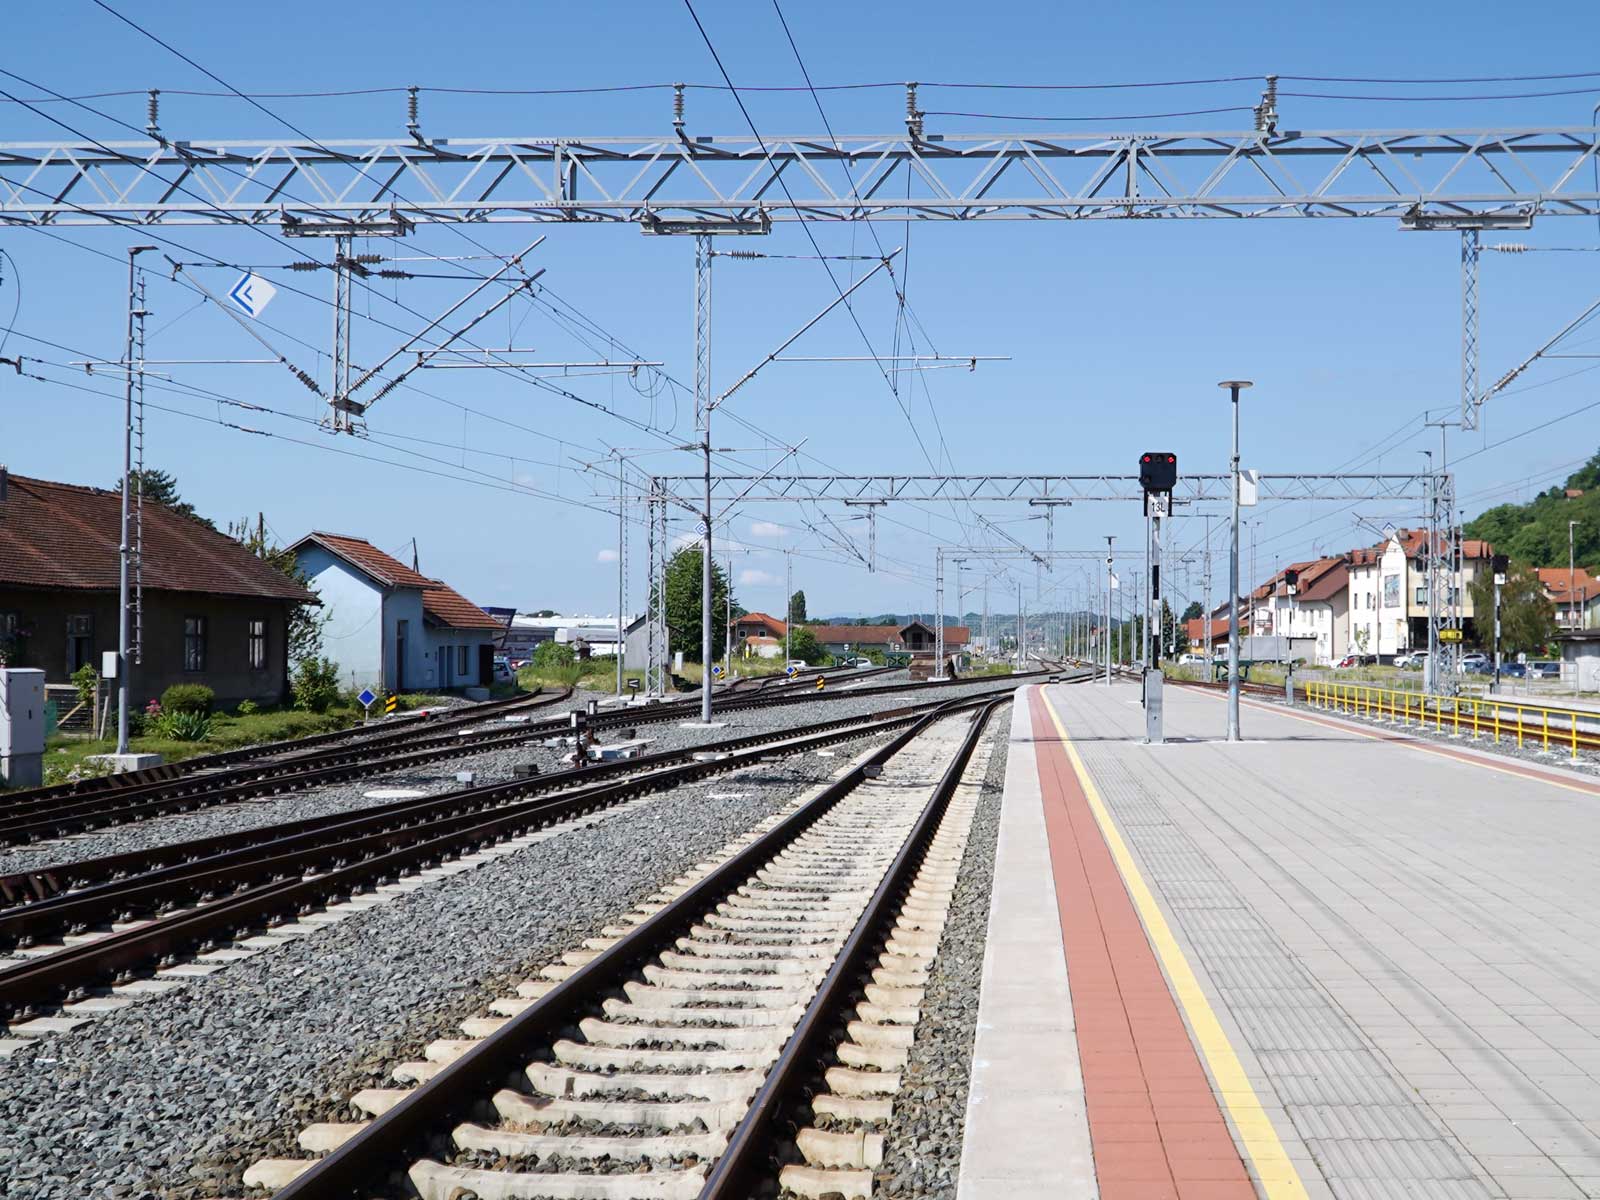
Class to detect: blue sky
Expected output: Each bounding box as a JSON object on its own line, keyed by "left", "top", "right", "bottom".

{"left": 4, "top": 0, "right": 1600, "bottom": 624}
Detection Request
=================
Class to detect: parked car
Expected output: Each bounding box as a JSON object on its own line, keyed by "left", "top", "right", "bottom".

{"left": 493, "top": 657, "right": 515, "bottom": 684}
{"left": 1529, "top": 660, "right": 1563, "bottom": 679}
{"left": 1462, "top": 659, "right": 1493, "bottom": 675}
{"left": 1500, "top": 662, "right": 1527, "bottom": 679}
{"left": 785, "top": 659, "right": 808, "bottom": 670}
{"left": 1178, "top": 652, "right": 1208, "bottom": 665}
{"left": 1335, "top": 653, "right": 1376, "bottom": 668}
{"left": 1394, "top": 651, "right": 1427, "bottom": 669}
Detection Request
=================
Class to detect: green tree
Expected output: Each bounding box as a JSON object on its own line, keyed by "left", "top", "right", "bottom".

{"left": 1162, "top": 601, "right": 1186, "bottom": 656}
{"left": 788, "top": 626, "right": 824, "bottom": 665}
{"left": 1181, "top": 600, "right": 1204, "bottom": 623}
{"left": 660, "top": 546, "right": 735, "bottom": 662}
{"left": 788, "top": 589, "right": 808, "bottom": 624}
{"left": 1467, "top": 561, "right": 1556, "bottom": 655}
{"left": 115, "top": 468, "right": 214, "bottom": 527}
{"left": 1464, "top": 451, "right": 1600, "bottom": 567}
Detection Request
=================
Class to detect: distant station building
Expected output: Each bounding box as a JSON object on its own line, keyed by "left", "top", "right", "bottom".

{"left": 0, "top": 471, "right": 315, "bottom": 707}
{"left": 288, "top": 532, "right": 502, "bottom": 693}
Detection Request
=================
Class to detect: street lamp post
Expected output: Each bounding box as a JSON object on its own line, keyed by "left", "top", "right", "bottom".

{"left": 1569, "top": 519, "right": 1579, "bottom": 632}
{"left": 1219, "top": 380, "right": 1252, "bottom": 741}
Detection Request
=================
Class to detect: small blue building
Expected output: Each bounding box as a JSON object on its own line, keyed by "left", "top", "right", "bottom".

{"left": 288, "top": 531, "right": 504, "bottom": 694}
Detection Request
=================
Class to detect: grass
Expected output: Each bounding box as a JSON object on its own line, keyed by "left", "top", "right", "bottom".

{"left": 39, "top": 707, "right": 358, "bottom": 786}
{"left": 517, "top": 659, "right": 646, "bottom": 692}
{"left": 31, "top": 692, "right": 475, "bottom": 789}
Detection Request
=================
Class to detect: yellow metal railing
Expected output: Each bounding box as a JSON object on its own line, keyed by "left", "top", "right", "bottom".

{"left": 1302, "top": 679, "right": 1589, "bottom": 760}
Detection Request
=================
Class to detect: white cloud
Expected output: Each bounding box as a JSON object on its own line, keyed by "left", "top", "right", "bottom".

{"left": 739, "top": 568, "right": 780, "bottom": 587}
{"left": 596, "top": 548, "right": 619, "bottom": 563}
{"left": 750, "top": 520, "right": 786, "bottom": 539}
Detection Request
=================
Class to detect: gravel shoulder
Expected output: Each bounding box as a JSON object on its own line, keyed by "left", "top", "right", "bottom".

{"left": 0, "top": 730, "right": 901, "bottom": 1200}
{"left": 877, "top": 714, "right": 1010, "bottom": 1200}
{"left": 0, "top": 677, "right": 1019, "bottom": 877}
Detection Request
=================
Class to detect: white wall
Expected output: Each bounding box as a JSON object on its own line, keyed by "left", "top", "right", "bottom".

{"left": 297, "top": 546, "right": 385, "bottom": 692}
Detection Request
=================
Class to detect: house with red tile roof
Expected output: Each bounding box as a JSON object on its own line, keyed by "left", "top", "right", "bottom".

{"left": 1534, "top": 567, "right": 1600, "bottom": 631}
{"left": 288, "top": 532, "right": 502, "bottom": 694}
{"left": 0, "top": 472, "right": 316, "bottom": 706}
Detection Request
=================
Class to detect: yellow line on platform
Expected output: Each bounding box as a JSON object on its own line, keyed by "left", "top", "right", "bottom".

{"left": 1038, "top": 686, "right": 1310, "bottom": 1200}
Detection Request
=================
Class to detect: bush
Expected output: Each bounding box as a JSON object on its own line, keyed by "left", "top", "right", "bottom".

{"left": 235, "top": 699, "right": 260, "bottom": 716}
{"left": 292, "top": 656, "right": 342, "bottom": 713}
{"left": 532, "top": 641, "right": 575, "bottom": 670}
{"left": 152, "top": 709, "right": 213, "bottom": 741}
{"left": 161, "top": 683, "right": 215, "bottom": 715}
{"left": 71, "top": 663, "right": 100, "bottom": 707}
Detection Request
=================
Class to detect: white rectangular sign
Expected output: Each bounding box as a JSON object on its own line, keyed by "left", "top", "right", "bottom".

{"left": 1238, "top": 469, "right": 1260, "bottom": 507}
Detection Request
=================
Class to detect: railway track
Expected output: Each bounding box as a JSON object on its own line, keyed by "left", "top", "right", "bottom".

{"left": 233, "top": 693, "right": 1004, "bottom": 1200}
{"left": 9, "top": 687, "right": 563, "bottom": 808}
{"left": 0, "top": 686, "right": 1018, "bottom": 1036}
{"left": 2, "top": 669, "right": 1054, "bottom": 848}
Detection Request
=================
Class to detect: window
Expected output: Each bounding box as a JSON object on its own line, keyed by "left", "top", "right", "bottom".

{"left": 1415, "top": 586, "right": 1428, "bottom": 604}
{"left": 457, "top": 645, "right": 470, "bottom": 676}
{"left": 0, "top": 611, "right": 17, "bottom": 638}
{"left": 66, "top": 614, "right": 93, "bottom": 672}
{"left": 247, "top": 619, "right": 267, "bottom": 671}
{"left": 184, "top": 616, "right": 207, "bottom": 672}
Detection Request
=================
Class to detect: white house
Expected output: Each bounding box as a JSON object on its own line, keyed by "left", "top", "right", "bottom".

{"left": 289, "top": 532, "right": 504, "bottom": 694}
{"left": 1346, "top": 538, "right": 1410, "bottom": 659}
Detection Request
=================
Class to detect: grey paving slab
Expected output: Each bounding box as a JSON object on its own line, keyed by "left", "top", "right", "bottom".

{"left": 1042, "top": 681, "right": 1600, "bottom": 1200}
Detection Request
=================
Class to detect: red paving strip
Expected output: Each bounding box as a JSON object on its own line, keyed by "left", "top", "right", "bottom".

{"left": 1028, "top": 688, "right": 1256, "bottom": 1200}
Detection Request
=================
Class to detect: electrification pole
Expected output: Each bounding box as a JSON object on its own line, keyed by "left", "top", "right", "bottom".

{"left": 696, "top": 233, "right": 715, "bottom": 723}
{"left": 116, "top": 245, "right": 157, "bottom": 758}
{"left": 1104, "top": 536, "right": 1114, "bottom": 685}
{"left": 784, "top": 549, "right": 792, "bottom": 664}
{"left": 1221, "top": 380, "right": 1251, "bottom": 742}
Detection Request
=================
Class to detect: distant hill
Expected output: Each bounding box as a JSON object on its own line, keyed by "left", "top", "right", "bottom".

{"left": 1464, "top": 451, "right": 1600, "bottom": 568}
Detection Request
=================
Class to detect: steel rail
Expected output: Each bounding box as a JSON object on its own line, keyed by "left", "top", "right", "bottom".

{"left": 266, "top": 692, "right": 1001, "bottom": 1200}
{"left": 1, "top": 669, "right": 1049, "bottom": 846}
{"left": 701, "top": 696, "right": 1003, "bottom": 1197}
{"left": 0, "top": 692, "right": 995, "bottom": 935}
{"left": 4, "top": 688, "right": 563, "bottom": 809}
{"left": 0, "top": 689, "right": 1026, "bottom": 1022}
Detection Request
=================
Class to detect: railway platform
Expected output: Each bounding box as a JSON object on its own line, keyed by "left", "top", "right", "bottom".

{"left": 960, "top": 679, "right": 1600, "bottom": 1200}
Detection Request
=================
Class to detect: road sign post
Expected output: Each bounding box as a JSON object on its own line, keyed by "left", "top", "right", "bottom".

{"left": 357, "top": 687, "right": 377, "bottom": 722}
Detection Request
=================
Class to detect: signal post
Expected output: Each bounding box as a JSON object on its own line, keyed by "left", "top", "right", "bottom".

{"left": 1140, "top": 452, "right": 1177, "bottom": 745}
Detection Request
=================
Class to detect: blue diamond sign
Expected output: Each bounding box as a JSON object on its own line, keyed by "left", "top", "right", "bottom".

{"left": 357, "top": 688, "right": 377, "bottom": 709}
{"left": 785, "top": 665, "right": 798, "bottom": 677}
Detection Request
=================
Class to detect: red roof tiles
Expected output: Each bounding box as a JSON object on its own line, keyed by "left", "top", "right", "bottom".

{"left": 0, "top": 473, "right": 314, "bottom": 602}
{"left": 289, "top": 532, "right": 500, "bottom": 630}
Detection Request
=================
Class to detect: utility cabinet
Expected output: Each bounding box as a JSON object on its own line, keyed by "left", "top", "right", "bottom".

{"left": 0, "top": 668, "right": 46, "bottom": 788}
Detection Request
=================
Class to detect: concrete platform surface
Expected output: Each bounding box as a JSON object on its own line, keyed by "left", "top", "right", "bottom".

{"left": 959, "top": 679, "right": 1600, "bottom": 1200}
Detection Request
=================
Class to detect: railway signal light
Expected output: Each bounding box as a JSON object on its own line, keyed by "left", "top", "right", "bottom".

{"left": 1492, "top": 552, "right": 1509, "bottom": 585}
{"left": 1284, "top": 568, "right": 1299, "bottom": 596}
{"left": 1139, "top": 452, "right": 1177, "bottom": 493}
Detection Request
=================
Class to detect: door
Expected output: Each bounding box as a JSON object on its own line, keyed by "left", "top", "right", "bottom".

{"left": 478, "top": 643, "right": 493, "bottom": 687}
{"left": 66, "top": 614, "right": 93, "bottom": 674}
{"left": 395, "top": 619, "right": 408, "bottom": 691}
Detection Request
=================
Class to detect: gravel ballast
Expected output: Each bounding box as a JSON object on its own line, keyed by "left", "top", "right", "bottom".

{"left": 0, "top": 726, "right": 913, "bottom": 1199}
{"left": 0, "top": 675, "right": 1026, "bottom": 877}
{"left": 877, "top": 715, "right": 1010, "bottom": 1200}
